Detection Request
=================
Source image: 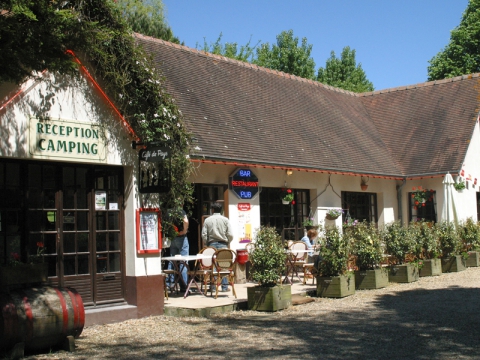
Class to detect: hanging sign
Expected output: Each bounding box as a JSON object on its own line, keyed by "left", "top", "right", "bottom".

{"left": 139, "top": 146, "right": 170, "bottom": 163}
{"left": 229, "top": 168, "right": 259, "bottom": 200}
{"left": 136, "top": 208, "right": 161, "bottom": 254}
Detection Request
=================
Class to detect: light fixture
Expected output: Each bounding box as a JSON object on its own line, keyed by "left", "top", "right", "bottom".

{"left": 286, "top": 169, "right": 293, "bottom": 176}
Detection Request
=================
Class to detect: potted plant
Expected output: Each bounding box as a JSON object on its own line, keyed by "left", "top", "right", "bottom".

{"left": 325, "top": 208, "right": 343, "bottom": 221}
{"left": 316, "top": 226, "right": 355, "bottom": 297}
{"left": 302, "top": 217, "right": 318, "bottom": 231}
{"left": 411, "top": 186, "right": 434, "bottom": 209}
{"left": 436, "top": 221, "right": 466, "bottom": 272}
{"left": 280, "top": 188, "right": 294, "bottom": 205}
{"left": 349, "top": 221, "right": 388, "bottom": 290}
{"left": 454, "top": 179, "right": 466, "bottom": 192}
{"left": 0, "top": 242, "right": 48, "bottom": 287}
{"left": 411, "top": 221, "right": 442, "bottom": 277}
{"left": 247, "top": 226, "right": 290, "bottom": 311}
{"left": 383, "top": 222, "right": 419, "bottom": 283}
{"left": 458, "top": 218, "right": 480, "bottom": 267}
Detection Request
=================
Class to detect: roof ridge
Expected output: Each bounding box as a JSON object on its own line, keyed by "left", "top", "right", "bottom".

{"left": 360, "top": 73, "right": 480, "bottom": 97}
{"left": 134, "top": 33, "right": 357, "bottom": 97}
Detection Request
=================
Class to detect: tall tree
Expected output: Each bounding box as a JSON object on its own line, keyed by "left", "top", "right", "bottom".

{"left": 115, "top": 0, "right": 180, "bottom": 43}
{"left": 428, "top": 0, "right": 480, "bottom": 80}
{"left": 198, "top": 33, "right": 258, "bottom": 62}
{"left": 317, "top": 46, "right": 374, "bottom": 93}
{"left": 253, "top": 29, "right": 316, "bottom": 80}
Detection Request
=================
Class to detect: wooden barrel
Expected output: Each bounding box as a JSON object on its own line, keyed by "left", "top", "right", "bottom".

{"left": 0, "top": 286, "right": 85, "bottom": 351}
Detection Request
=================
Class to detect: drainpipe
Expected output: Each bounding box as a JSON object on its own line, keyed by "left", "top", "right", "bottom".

{"left": 397, "top": 179, "right": 407, "bottom": 225}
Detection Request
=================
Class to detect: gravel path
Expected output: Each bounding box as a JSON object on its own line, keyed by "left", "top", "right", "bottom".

{"left": 18, "top": 267, "right": 480, "bottom": 359}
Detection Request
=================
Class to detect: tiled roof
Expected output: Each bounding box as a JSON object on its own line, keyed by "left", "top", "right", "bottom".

{"left": 135, "top": 34, "right": 480, "bottom": 178}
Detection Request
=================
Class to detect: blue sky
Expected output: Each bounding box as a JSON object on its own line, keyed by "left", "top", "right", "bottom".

{"left": 163, "top": 1, "right": 469, "bottom": 91}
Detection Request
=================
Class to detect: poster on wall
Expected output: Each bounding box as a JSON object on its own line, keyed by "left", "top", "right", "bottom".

{"left": 95, "top": 191, "right": 107, "bottom": 210}
{"left": 136, "top": 208, "right": 161, "bottom": 254}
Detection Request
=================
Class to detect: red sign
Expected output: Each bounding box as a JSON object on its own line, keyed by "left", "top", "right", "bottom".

{"left": 238, "top": 203, "right": 251, "bottom": 211}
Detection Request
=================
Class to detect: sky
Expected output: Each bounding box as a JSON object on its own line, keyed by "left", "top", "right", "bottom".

{"left": 162, "top": 0, "right": 469, "bottom": 91}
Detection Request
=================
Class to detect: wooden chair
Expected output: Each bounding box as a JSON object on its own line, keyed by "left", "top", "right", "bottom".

{"left": 188, "top": 247, "right": 216, "bottom": 294}
{"left": 211, "top": 249, "right": 237, "bottom": 299}
{"left": 286, "top": 241, "right": 308, "bottom": 283}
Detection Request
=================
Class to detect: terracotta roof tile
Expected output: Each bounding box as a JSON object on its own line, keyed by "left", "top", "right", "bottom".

{"left": 134, "top": 34, "right": 479, "bottom": 178}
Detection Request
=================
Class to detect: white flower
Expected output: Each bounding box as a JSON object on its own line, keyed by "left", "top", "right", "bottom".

{"left": 154, "top": 113, "right": 159, "bottom": 118}
{"left": 163, "top": 134, "right": 170, "bottom": 140}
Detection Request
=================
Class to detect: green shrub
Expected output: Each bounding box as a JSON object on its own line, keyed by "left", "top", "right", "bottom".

{"left": 383, "top": 221, "right": 415, "bottom": 264}
{"left": 413, "top": 221, "right": 441, "bottom": 259}
{"left": 249, "top": 227, "right": 286, "bottom": 287}
{"left": 317, "top": 226, "right": 351, "bottom": 276}
{"left": 436, "top": 221, "right": 461, "bottom": 257}
{"left": 349, "top": 221, "right": 384, "bottom": 271}
{"left": 458, "top": 218, "right": 480, "bottom": 251}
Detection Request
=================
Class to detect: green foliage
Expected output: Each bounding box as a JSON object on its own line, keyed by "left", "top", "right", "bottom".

{"left": 454, "top": 180, "right": 466, "bottom": 191}
{"left": 249, "top": 227, "right": 287, "bottom": 287}
{"left": 428, "top": 0, "right": 480, "bottom": 80}
{"left": 435, "top": 221, "right": 462, "bottom": 257}
{"left": 197, "top": 33, "right": 258, "bottom": 62}
{"left": 317, "top": 46, "right": 374, "bottom": 93}
{"left": 412, "top": 221, "right": 441, "bottom": 259}
{"left": 1, "top": 1, "right": 194, "bottom": 209}
{"left": 317, "top": 226, "right": 351, "bottom": 276}
{"left": 348, "top": 221, "right": 384, "bottom": 271}
{"left": 115, "top": 0, "right": 181, "bottom": 43}
{"left": 458, "top": 218, "right": 480, "bottom": 251}
{"left": 254, "top": 29, "right": 316, "bottom": 80}
{"left": 383, "top": 222, "right": 415, "bottom": 264}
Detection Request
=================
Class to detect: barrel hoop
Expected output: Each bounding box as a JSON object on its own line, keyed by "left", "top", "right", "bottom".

{"left": 66, "top": 289, "right": 79, "bottom": 331}
{"left": 54, "top": 287, "right": 68, "bottom": 336}
{"left": 19, "top": 290, "right": 34, "bottom": 343}
{"left": 68, "top": 287, "right": 85, "bottom": 337}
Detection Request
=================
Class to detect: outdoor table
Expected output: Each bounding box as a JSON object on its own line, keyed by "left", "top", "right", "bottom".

{"left": 162, "top": 254, "right": 212, "bottom": 298}
{"left": 283, "top": 249, "right": 319, "bottom": 284}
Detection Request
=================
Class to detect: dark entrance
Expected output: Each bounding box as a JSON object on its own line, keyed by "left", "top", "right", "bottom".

{"left": 0, "top": 160, "right": 124, "bottom": 307}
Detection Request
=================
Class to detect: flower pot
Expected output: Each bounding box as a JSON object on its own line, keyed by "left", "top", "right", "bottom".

{"left": 466, "top": 251, "right": 480, "bottom": 267}
{"left": 419, "top": 258, "right": 442, "bottom": 277}
{"left": 282, "top": 200, "right": 290, "bottom": 205}
{"left": 441, "top": 255, "right": 466, "bottom": 273}
{"left": 325, "top": 214, "right": 340, "bottom": 221}
{"left": 388, "top": 263, "right": 419, "bottom": 283}
{"left": 0, "top": 263, "right": 49, "bottom": 287}
{"left": 360, "top": 184, "right": 368, "bottom": 191}
{"left": 317, "top": 274, "right": 355, "bottom": 298}
{"left": 247, "top": 285, "right": 291, "bottom": 312}
{"left": 354, "top": 268, "right": 389, "bottom": 290}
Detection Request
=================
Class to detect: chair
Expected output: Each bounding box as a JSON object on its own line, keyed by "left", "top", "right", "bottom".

{"left": 211, "top": 249, "right": 237, "bottom": 299}
{"left": 286, "top": 241, "right": 308, "bottom": 283}
{"left": 188, "top": 247, "right": 216, "bottom": 294}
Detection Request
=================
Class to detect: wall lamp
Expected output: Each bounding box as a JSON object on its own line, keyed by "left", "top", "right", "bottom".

{"left": 286, "top": 169, "right": 293, "bottom": 176}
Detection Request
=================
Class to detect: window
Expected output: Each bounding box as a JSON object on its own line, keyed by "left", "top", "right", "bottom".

{"left": 409, "top": 191, "right": 437, "bottom": 223}
{"left": 260, "top": 188, "right": 309, "bottom": 241}
{"left": 341, "top": 192, "right": 377, "bottom": 224}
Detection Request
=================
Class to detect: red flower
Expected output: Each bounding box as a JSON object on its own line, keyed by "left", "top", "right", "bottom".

{"left": 286, "top": 189, "right": 292, "bottom": 193}
{"left": 415, "top": 201, "right": 419, "bottom": 205}
{"left": 411, "top": 194, "right": 415, "bottom": 198}
{"left": 422, "top": 203, "right": 426, "bottom": 207}
{"left": 291, "top": 200, "right": 296, "bottom": 205}
{"left": 37, "top": 242, "right": 44, "bottom": 248}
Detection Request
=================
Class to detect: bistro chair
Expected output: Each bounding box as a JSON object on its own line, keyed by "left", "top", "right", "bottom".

{"left": 285, "top": 241, "right": 308, "bottom": 283}
{"left": 188, "top": 246, "right": 216, "bottom": 294}
{"left": 211, "top": 249, "right": 237, "bottom": 299}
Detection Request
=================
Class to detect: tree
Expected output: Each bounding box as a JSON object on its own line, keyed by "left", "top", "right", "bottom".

{"left": 253, "top": 29, "right": 316, "bottom": 80}
{"left": 115, "top": 0, "right": 181, "bottom": 44}
{"left": 428, "top": 0, "right": 480, "bottom": 80}
{"left": 317, "top": 46, "right": 374, "bottom": 93}
{"left": 197, "top": 33, "right": 258, "bottom": 62}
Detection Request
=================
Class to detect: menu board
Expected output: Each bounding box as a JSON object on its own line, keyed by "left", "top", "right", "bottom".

{"left": 136, "top": 208, "right": 161, "bottom": 254}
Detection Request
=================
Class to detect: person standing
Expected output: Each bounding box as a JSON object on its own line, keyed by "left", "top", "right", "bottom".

{"left": 201, "top": 202, "right": 234, "bottom": 292}
{"left": 168, "top": 206, "right": 189, "bottom": 292}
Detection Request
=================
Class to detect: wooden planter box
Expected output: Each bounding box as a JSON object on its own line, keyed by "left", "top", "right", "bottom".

{"left": 441, "top": 255, "right": 467, "bottom": 273}
{"left": 466, "top": 251, "right": 480, "bottom": 267}
{"left": 354, "top": 268, "right": 389, "bottom": 290}
{"left": 317, "top": 274, "right": 355, "bottom": 298}
{"left": 419, "top": 258, "right": 442, "bottom": 277}
{"left": 388, "top": 263, "right": 419, "bottom": 283}
{"left": 247, "top": 285, "right": 292, "bottom": 312}
{"left": 0, "top": 263, "right": 49, "bottom": 287}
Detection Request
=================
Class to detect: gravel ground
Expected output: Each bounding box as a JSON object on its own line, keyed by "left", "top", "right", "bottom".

{"left": 14, "top": 267, "right": 480, "bottom": 359}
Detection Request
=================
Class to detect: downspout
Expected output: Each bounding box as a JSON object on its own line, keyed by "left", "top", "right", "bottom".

{"left": 397, "top": 178, "right": 407, "bottom": 225}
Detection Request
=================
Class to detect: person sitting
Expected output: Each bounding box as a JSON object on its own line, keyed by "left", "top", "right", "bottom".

{"left": 301, "top": 229, "right": 318, "bottom": 256}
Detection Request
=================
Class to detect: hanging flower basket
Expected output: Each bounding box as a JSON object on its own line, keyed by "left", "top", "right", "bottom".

{"left": 325, "top": 209, "right": 343, "bottom": 221}
{"left": 280, "top": 188, "right": 294, "bottom": 205}
{"left": 326, "top": 214, "right": 340, "bottom": 221}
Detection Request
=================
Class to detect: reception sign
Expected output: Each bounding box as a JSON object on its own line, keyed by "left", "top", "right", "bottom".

{"left": 136, "top": 208, "right": 161, "bottom": 254}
